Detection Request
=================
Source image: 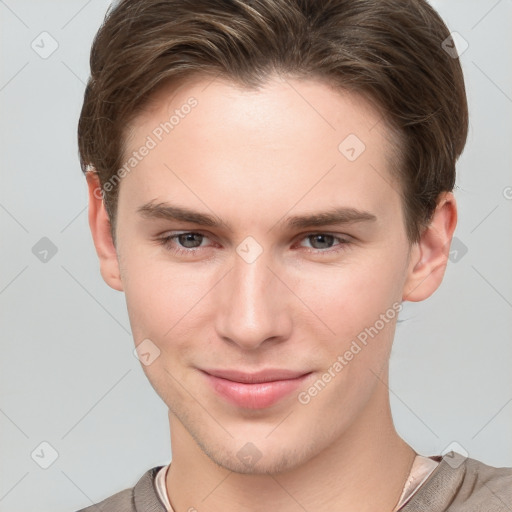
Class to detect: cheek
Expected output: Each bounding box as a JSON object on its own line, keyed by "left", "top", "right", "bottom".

{"left": 122, "top": 252, "right": 205, "bottom": 345}
{"left": 294, "top": 256, "right": 403, "bottom": 338}
{"left": 122, "top": 257, "right": 209, "bottom": 403}
{"left": 291, "top": 260, "right": 404, "bottom": 419}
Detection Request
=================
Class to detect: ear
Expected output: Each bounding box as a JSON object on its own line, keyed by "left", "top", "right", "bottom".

{"left": 85, "top": 171, "right": 124, "bottom": 291}
{"left": 402, "top": 192, "right": 457, "bottom": 302}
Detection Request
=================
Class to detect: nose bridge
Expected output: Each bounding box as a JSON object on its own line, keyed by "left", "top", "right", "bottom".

{"left": 215, "top": 242, "right": 290, "bottom": 349}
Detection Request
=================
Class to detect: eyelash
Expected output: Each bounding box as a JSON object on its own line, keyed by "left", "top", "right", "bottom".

{"left": 156, "top": 231, "right": 351, "bottom": 258}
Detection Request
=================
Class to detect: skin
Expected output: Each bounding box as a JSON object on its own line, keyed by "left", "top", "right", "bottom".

{"left": 87, "top": 75, "right": 457, "bottom": 512}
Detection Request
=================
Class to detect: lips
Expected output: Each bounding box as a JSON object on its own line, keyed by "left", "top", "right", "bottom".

{"left": 199, "top": 368, "right": 313, "bottom": 409}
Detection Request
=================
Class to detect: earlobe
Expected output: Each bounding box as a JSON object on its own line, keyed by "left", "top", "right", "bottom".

{"left": 402, "top": 192, "right": 457, "bottom": 302}
{"left": 85, "top": 171, "right": 124, "bottom": 292}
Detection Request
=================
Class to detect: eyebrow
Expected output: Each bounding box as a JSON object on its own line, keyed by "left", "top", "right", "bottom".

{"left": 137, "top": 201, "right": 377, "bottom": 230}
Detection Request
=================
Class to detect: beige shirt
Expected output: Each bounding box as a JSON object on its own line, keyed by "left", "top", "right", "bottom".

{"left": 76, "top": 451, "right": 512, "bottom": 511}
{"left": 154, "top": 454, "right": 440, "bottom": 511}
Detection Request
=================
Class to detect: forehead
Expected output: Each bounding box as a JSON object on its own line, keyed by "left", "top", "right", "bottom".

{"left": 128, "top": 74, "right": 396, "bottom": 152}
{"left": 119, "top": 75, "right": 403, "bottom": 232}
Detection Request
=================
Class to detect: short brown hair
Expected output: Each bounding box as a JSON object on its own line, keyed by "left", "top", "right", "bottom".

{"left": 78, "top": 0, "right": 468, "bottom": 243}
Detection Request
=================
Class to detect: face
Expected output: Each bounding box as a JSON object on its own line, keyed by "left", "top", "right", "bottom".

{"left": 109, "top": 75, "right": 416, "bottom": 474}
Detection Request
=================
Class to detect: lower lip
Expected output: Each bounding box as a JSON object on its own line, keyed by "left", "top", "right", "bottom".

{"left": 201, "top": 371, "right": 312, "bottom": 409}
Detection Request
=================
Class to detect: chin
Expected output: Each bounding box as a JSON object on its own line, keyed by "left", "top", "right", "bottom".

{"left": 196, "top": 430, "right": 323, "bottom": 476}
{"left": 209, "top": 446, "right": 302, "bottom": 475}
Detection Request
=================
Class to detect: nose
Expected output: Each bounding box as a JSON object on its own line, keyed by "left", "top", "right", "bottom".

{"left": 214, "top": 245, "right": 293, "bottom": 350}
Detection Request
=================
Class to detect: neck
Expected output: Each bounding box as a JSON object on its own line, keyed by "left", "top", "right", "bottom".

{"left": 166, "top": 375, "right": 416, "bottom": 512}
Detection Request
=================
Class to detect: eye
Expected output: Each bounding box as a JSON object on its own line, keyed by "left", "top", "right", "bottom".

{"left": 302, "top": 234, "right": 336, "bottom": 250}
{"left": 297, "top": 233, "right": 351, "bottom": 255}
{"left": 158, "top": 231, "right": 211, "bottom": 256}
{"left": 173, "top": 232, "right": 205, "bottom": 249}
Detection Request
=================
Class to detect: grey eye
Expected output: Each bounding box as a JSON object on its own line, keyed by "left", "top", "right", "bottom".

{"left": 177, "top": 233, "right": 204, "bottom": 248}
{"left": 306, "top": 234, "right": 336, "bottom": 249}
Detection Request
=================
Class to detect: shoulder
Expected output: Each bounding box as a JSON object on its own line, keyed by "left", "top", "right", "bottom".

{"left": 402, "top": 452, "right": 512, "bottom": 512}
{"left": 76, "top": 487, "right": 134, "bottom": 512}
{"left": 460, "top": 454, "right": 512, "bottom": 509}
{"left": 75, "top": 466, "right": 164, "bottom": 512}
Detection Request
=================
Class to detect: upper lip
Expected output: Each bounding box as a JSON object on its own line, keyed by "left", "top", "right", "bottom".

{"left": 200, "top": 368, "right": 311, "bottom": 384}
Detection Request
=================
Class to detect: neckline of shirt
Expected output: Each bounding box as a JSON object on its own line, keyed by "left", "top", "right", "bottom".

{"left": 154, "top": 454, "right": 440, "bottom": 512}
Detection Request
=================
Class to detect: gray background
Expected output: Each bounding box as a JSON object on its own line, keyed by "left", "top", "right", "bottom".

{"left": 1, "top": 0, "right": 511, "bottom": 510}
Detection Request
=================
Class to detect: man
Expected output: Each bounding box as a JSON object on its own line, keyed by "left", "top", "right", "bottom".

{"left": 76, "top": 0, "right": 512, "bottom": 510}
